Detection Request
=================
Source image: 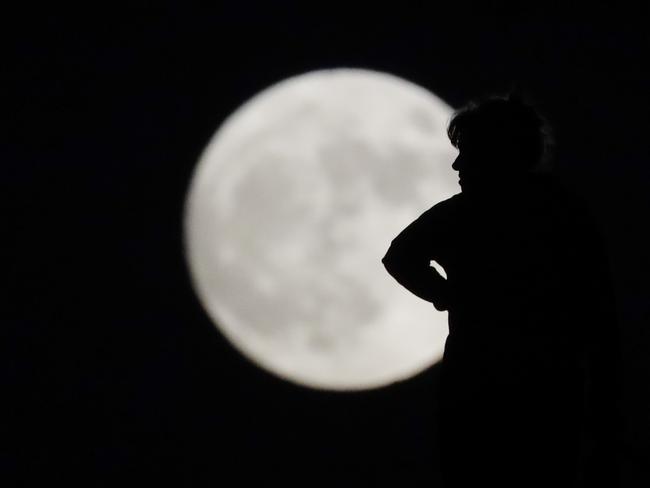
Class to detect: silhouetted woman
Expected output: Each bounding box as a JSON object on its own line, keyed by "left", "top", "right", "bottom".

{"left": 382, "top": 93, "right": 619, "bottom": 487}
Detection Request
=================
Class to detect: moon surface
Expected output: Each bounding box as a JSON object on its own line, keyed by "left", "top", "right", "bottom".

{"left": 184, "top": 68, "right": 458, "bottom": 390}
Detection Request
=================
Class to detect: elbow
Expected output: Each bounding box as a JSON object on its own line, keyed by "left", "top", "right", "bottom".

{"left": 382, "top": 247, "right": 405, "bottom": 278}
{"left": 381, "top": 254, "right": 392, "bottom": 274}
{"left": 381, "top": 248, "right": 397, "bottom": 273}
{"left": 382, "top": 235, "right": 412, "bottom": 270}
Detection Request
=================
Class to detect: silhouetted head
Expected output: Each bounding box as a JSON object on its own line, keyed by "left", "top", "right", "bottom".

{"left": 448, "top": 91, "right": 554, "bottom": 192}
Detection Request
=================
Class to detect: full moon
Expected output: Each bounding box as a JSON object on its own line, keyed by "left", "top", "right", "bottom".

{"left": 184, "top": 68, "right": 458, "bottom": 390}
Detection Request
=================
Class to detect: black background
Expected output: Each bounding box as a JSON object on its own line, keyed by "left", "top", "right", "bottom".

{"left": 6, "top": 4, "right": 648, "bottom": 486}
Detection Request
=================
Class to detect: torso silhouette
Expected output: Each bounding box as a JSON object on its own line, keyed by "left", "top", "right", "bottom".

{"left": 389, "top": 172, "right": 615, "bottom": 487}
{"left": 436, "top": 173, "right": 588, "bottom": 375}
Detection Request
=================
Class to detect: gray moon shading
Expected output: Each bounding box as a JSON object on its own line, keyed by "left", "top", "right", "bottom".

{"left": 184, "top": 68, "right": 458, "bottom": 390}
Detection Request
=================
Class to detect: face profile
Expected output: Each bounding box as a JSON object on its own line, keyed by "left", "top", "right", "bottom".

{"left": 451, "top": 143, "right": 490, "bottom": 192}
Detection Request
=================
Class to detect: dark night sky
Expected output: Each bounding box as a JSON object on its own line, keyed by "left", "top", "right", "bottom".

{"left": 6, "top": 4, "right": 649, "bottom": 486}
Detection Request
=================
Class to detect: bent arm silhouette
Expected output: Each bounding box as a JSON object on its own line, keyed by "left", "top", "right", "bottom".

{"left": 382, "top": 207, "right": 450, "bottom": 311}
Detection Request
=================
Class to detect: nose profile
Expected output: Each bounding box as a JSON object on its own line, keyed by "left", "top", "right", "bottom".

{"left": 452, "top": 154, "right": 462, "bottom": 171}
